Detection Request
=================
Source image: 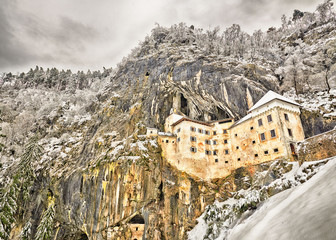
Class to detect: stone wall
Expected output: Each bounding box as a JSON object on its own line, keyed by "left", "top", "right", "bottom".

{"left": 297, "top": 129, "right": 336, "bottom": 162}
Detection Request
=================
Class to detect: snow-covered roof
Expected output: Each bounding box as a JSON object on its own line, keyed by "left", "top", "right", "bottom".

{"left": 249, "top": 90, "right": 300, "bottom": 112}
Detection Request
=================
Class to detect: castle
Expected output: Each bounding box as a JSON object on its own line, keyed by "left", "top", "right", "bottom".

{"left": 147, "top": 90, "right": 305, "bottom": 180}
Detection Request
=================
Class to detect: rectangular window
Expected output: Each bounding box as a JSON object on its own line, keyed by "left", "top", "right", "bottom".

{"left": 264, "top": 150, "right": 269, "bottom": 155}
{"left": 177, "top": 137, "right": 180, "bottom": 142}
{"left": 255, "top": 154, "right": 259, "bottom": 157}
{"left": 258, "top": 118, "right": 263, "bottom": 126}
{"left": 274, "top": 148, "right": 279, "bottom": 153}
{"left": 252, "top": 140, "right": 256, "bottom": 144}
{"left": 288, "top": 128, "right": 293, "bottom": 137}
{"left": 205, "top": 130, "right": 210, "bottom": 135}
{"left": 205, "top": 150, "right": 211, "bottom": 155}
{"left": 284, "top": 113, "right": 289, "bottom": 121}
{"left": 213, "top": 140, "right": 217, "bottom": 145}
{"left": 198, "top": 128, "right": 203, "bottom": 134}
{"left": 223, "top": 129, "right": 228, "bottom": 134}
{"left": 177, "top": 128, "right": 181, "bottom": 133}
{"left": 236, "top": 146, "right": 239, "bottom": 149}
{"left": 224, "top": 139, "right": 228, "bottom": 144}
{"left": 235, "top": 133, "right": 238, "bottom": 137}
{"left": 213, "top": 131, "right": 217, "bottom": 135}
{"left": 215, "top": 159, "right": 218, "bottom": 163}
{"left": 190, "top": 127, "right": 196, "bottom": 132}
{"left": 225, "top": 149, "right": 229, "bottom": 155}
{"left": 267, "top": 114, "right": 273, "bottom": 122}
{"left": 190, "top": 147, "right": 197, "bottom": 153}
{"left": 270, "top": 129, "right": 276, "bottom": 138}
{"left": 166, "top": 140, "right": 169, "bottom": 143}
{"left": 237, "top": 158, "right": 241, "bottom": 161}
{"left": 213, "top": 150, "right": 218, "bottom": 155}
{"left": 205, "top": 139, "right": 211, "bottom": 145}
{"left": 225, "top": 160, "right": 228, "bottom": 163}
{"left": 260, "top": 133, "right": 266, "bottom": 141}
{"left": 250, "top": 126, "right": 254, "bottom": 130}
{"left": 190, "top": 136, "right": 197, "bottom": 142}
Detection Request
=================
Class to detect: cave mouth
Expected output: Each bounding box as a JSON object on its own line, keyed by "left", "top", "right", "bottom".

{"left": 209, "top": 107, "right": 231, "bottom": 121}
{"left": 180, "top": 94, "right": 189, "bottom": 116}
{"left": 78, "top": 233, "right": 89, "bottom": 240}
{"left": 129, "top": 214, "right": 145, "bottom": 224}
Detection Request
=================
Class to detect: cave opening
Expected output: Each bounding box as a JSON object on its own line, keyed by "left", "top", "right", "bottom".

{"left": 180, "top": 94, "right": 189, "bottom": 116}
{"left": 209, "top": 107, "right": 230, "bottom": 121}
{"left": 129, "top": 214, "right": 145, "bottom": 224}
{"left": 78, "top": 233, "right": 89, "bottom": 240}
{"left": 159, "top": 182, "right": 164, "bottom": 202}
{"left": 217, "top": 107, "right": 230, "bottom": 119}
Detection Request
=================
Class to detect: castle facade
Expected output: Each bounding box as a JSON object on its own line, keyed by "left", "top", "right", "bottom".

{"left": 147, "top": 91, "right": 305, "bottom": 180}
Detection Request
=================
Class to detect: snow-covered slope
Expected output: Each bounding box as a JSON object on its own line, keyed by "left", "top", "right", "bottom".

{"left": 227, "top": 157, "right": 336, "bottom": 240}
{"left": 189, "top": 157, "right": 336, "bottom": 240}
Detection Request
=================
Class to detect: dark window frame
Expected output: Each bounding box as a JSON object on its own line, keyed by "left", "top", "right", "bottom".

{"left": 190, "top": 147, "right": 197, "bottom": 153}
{"left": 258, "top": 118, "right": 263, "bottom": 126}
{"left": 260, "top": 132, "right": 266, "bottom": 141}
{"left": 270, "top": 129, "right": 276, "bottom": 138}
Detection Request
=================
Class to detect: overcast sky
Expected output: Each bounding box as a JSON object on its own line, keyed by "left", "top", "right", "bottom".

{"left": 0, "top": 0, "right": 326, "bottom": 73}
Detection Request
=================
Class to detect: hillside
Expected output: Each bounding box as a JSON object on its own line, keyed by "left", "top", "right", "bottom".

{"left": 0, "top": 1, "right": 336, "bottom": 239}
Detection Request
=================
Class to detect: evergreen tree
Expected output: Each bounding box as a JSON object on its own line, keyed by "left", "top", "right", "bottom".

{"left": 35, "top": 197, "right": 55, "bottom": 240}
{"left": 0, "top": 136, "right": 43, "bottom": 240}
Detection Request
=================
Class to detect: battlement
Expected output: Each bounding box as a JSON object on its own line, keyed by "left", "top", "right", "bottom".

{"left": 148, "top": 91, "right": 306, "bottom": 180}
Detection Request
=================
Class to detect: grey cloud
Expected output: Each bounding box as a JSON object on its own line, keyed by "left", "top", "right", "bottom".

{"left": 0, "top": 1, "right": 34, "bottom": 70}
{"left": 0, "top": 0, "right": 328, "bottom": 73}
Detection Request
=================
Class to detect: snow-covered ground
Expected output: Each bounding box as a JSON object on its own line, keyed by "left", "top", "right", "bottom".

{"left": 227, "top": 158, "right": 336, "bottom": 240}
{"left": 188, "top": 157, "right": 336, "bottom": 240}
